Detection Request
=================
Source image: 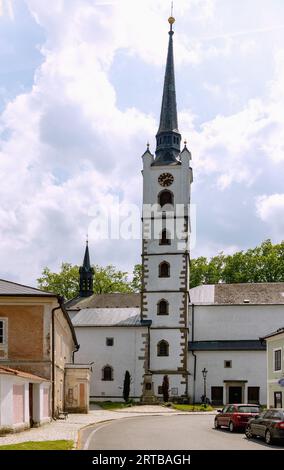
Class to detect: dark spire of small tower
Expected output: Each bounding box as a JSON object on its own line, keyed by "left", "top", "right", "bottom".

{"left": 153, "top": 14, "right": 181, "bottom": 166}
{"left": 79, "top": 238, "right": 94, "bottom": 297}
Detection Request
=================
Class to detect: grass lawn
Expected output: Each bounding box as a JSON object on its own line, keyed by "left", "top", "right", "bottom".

{"left": 0, "top": 440, "right": 74, "bottom": 451}
{"left": 171, "top": 404, "right": 214, "bottom": 412}
{"left": 94, "top": 401, "right": 134, "bottom": 410}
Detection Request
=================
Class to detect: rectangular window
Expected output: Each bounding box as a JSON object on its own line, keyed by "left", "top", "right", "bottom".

{"left": 0, "top": 319, "right": 7, "bottom": 345}
{"left": 211, "top": 387, "right": 223, "bottom": 406}
{"left": 106, "top": 338, "right": 114, "bottom": 347}
{"left": 274, "top": 391, "right": 282, "bottom": 408}
{"left": 274, "top": 349, "right": 282, "bottom": 371}
{"left": 0, "top": 320, "right": 3, "bottom": 344}
{"left": 247, "top": 387, "right": 260, "bottom": 404}
{"left": 224, "top": 360, "right": 232, "bottom": 368}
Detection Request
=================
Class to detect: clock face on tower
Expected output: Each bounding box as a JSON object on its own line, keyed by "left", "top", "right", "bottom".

{"left": 158, "top": 173, "right": 174, "bottom": 187}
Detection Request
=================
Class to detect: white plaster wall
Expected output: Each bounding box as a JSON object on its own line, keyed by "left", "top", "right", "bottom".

{"left": 188, "top": 350, "right": 267, "bottom": 405}
{"left": 74, "top": 326, "right": 147, "bottom": 401}
{"left": 142, "top": 156, "right": 191, "bottom": 208}
{"left": 191, "top": 304, "right": 284, "bottom": 341}
{"left": 150, "top": 329, "right": 184, "bottom": 370}
{"left": 152, "top": 374, "right": 187, "bottom": 399}
{"left": 145, "top": 292, "right": 185, "bottom": 327}
{"left": 144, "top": 254, "right": 185, "bottom": 291}
{"left": 0, "top": 376, "right": 30, "bottom": 427}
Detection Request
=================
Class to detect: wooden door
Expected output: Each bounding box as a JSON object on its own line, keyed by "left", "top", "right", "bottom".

{"left": 79, "top": 383, "right": 85, "bottom": 407}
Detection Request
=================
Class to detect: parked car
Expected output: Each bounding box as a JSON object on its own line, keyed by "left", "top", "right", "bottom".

{"left": 245, "top": 408, "right": 284, "bottom": 445}
{"left": 214, "top": 404, "right": 261, "bottom": 432}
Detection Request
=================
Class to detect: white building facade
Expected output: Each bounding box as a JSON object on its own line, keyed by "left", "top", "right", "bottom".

{"left": 0, "top": 366, "right": 50, "bottom": 433}
{"left": 189, "top": 284, "right": 284, "bottom": 405}
{"left": 68, "top": 295, "right": 150, "bottom": 401}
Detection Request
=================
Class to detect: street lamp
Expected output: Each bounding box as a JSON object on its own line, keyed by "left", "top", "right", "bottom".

{"left": 202, "top": 368, "right": 208, "bottom": 403}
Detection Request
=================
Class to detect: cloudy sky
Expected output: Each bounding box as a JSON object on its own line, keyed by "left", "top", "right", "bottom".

{"left": 0, "top": 0, "right": 284, "bottom": 286}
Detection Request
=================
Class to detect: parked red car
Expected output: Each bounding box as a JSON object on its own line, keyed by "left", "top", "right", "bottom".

{"left": 214, "top": 404, "right": 261, "bottom": 432}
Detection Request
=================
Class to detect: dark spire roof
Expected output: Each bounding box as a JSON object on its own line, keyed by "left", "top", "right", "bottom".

{"left": 153, "top": 16, "right": 181, "bottom": 166}
{"left": 158, "top": 24, "right": 178, "bottom": 134}
{"left": 83, "top": 240, "right": 91, "bottom": 271}
{"left": 79, "top": 240, "right": 94, "bottom": 298}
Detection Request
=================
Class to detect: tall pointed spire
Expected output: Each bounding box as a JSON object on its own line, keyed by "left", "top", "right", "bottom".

{"left": 153, "top": 14, "right": 181, "bottom": 166}
{"left": 79, "top": 238, "right": 94, "bottom": 297}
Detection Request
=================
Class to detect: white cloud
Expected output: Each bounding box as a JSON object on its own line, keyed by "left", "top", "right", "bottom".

{"left": 256, "top": 194, "right": 284, "bottom": 239}
{"left": 179, "top": 46, "right": 284, "bottom": 191}
{"left": 1, "top": 0, "right": 284, "bottom": 285}
{"left": 0, "top": 0, "right": 14, "bottom": 20}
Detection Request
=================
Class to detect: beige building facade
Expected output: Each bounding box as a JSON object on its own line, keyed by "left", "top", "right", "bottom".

{"left": 0, "top": 279, "right": 81, "bottom": 425}
{"left": 262, "top": 328, "right": 284, "bottom": 408}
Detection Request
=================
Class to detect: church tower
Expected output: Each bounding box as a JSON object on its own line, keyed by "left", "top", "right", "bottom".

{"left": 79, "top": 240, "right": 94, "bottom": 297}
{"left": 141, "top": 16, "right": 193, "bottom": 399}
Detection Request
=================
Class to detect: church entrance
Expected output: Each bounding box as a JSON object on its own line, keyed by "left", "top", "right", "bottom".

{"left": 228, "top": 386, "right": 242, "bottom": 403}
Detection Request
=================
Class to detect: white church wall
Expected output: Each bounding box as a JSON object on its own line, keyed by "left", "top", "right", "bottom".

{"left": 150, "top": 329, "right": 184, "bottom": 370}
{"left": 152, "top": 374, "right": 187, "bottom": 400}
{"left": 144, "top": 255, "right": 185, "bottom": 292}
{"left": 143, "top": 164, "right": 188, "bottom": 207}
{"left": 191, "top": 304, "right": 284, "bottom": 341}
{"left": 188, "top": 350, "right": 267, "bottom": 405}
{"left": 74, "top": 326, "right": 147, "bottom": 401}
{"left": 145, "top": 292, "right": 185, "bottom": 327}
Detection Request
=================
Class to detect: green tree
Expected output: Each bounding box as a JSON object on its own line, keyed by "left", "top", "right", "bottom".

{"left": 190, "top": 257, "right": 208, "bottom": 288}
{"left": 190, "top": 239, "right": 284, "bottom": 287}
{"left": 37, "top": 263, "right": 80, "bottom": 300}
{"left": 93, "top": 265, "right": 132, "bottom": 294}
{"left": 130, "top": 264, "right": 142, "bottom": 292}
{"left": 37, "top": 263, "right": 133, "bottom": 300}
{"left": 123, "top": 370, "right": 131, "bottom": 402}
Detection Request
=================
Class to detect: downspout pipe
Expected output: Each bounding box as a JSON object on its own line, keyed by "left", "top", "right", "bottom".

{"left": 72, "top": 344, "right": 80, "bottom": 364}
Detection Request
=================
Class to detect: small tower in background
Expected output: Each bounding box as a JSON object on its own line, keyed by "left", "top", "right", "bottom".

{"left": 79, "top": 239, "right": 94, "bottom": 297}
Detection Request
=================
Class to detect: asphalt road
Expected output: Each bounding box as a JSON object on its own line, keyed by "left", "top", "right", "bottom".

{"left": 83, "top": 414, "right": 284, "bottom": 450}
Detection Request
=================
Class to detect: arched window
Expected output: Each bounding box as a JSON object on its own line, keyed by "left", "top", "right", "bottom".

{"left": 159, "top": 261, "right": 170, "bottom": 278}
{"left": 102, "top": 365, "right": 113, "bottom": 381}
{"left": 157, "top": 340, "right": 169, "bottom": 357}
{"left": 159, "top": 229, "right": 171, "bottom": 246}
{"left": 159, "top": 190, "right": 174, "bottom": 208}
{"left": 157, "top": 299, "right": 169, "bottom": 316}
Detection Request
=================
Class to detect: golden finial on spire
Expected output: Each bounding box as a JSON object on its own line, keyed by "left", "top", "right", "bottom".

{"left": 184, "top": 139, "right": 187, "bottom": 147}
{"left": 168, "top": 2, "right": 175, "bottom": 30}
{"left": 147, "top": 141, "right": 150, "bottom": 150}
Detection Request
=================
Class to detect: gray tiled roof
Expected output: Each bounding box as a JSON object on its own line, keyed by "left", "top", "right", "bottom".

{"left": 188, "top": 340, "right": 266, "bottom": 351}
{"left": 66, "top": 293, "right": 140, "bottom": 310}
{"left": 190, "top": 283, "right": 284, "bottom": 305}
{"left": 0, "top": 279, "right": 55, "bottom": 296}
{"left": 72, "top": 308, "right": 150, "bottom": 327}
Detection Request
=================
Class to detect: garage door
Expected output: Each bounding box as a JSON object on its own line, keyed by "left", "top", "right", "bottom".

{"left": 13, "top": 384, "right": 25, "bottom": 424}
